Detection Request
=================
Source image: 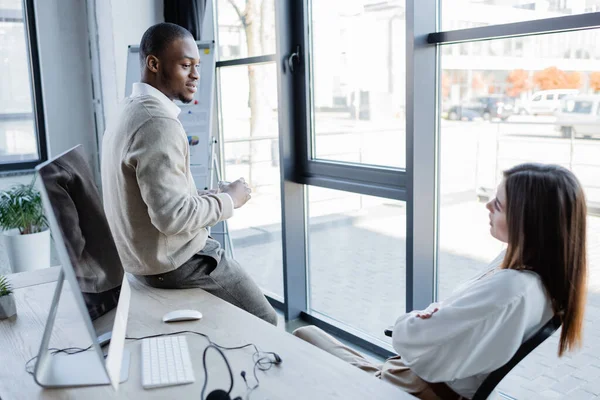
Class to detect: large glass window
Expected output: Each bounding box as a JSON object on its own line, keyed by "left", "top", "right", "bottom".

{"left": 0, "top": 0, "right": 44, "bottom": 167}
{"left": 308, "top": 187, "right": 406, "bottom": 341}
{"left": 438, "top": 30, "right": 600, "bottom": 300}
{"left": 442, "top": 0, "right": 600, "bottom": 31}
{"left": 219, "top": 62, "right": 283, "bottom": 298}
{"left": 217, "top": 0, "right": 276, "bottom": 61}
{"left": 308, "top": 0, "right": 406, "bottom": 168}
{"left": 272, "top": 0, "right": 600, "bottom": 379}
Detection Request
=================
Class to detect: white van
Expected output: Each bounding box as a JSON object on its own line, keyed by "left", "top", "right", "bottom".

{"left": 524, "top": 89, "right": 580, "bottom": 115}
{"left": 555, "top": 94, "right": 600, "bottom": 138}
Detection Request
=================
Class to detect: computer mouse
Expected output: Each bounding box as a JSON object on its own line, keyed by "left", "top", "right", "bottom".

{"left": 162, "top": 309, "right": 203, "bottom": 323}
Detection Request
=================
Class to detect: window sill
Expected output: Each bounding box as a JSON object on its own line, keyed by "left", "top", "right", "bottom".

{"left": 0, "top": 169, "right": 35, "bottom": 178}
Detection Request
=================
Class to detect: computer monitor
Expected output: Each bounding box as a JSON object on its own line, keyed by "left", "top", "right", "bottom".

{"left": 33, "top": 145, "right": 130, "bottom": 388}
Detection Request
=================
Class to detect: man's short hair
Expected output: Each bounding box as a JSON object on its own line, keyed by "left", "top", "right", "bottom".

{"left": 139, "top": 23, "right": 193, "bottom": 66}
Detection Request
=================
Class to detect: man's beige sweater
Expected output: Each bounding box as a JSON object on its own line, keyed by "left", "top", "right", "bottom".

{"left": 101, "top": 93, "right": 233, "bottom": 276}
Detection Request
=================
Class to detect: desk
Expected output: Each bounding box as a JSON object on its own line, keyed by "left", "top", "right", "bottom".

{"left": 1, "top": 269, "right": 415, "bottom": 399}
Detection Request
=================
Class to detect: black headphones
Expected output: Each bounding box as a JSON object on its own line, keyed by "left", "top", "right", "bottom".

{"left": 205, "top": 389, "right": 241, "bottom": 400}
{"left": 201, "top": 344, "right": 282, "bottom": 400}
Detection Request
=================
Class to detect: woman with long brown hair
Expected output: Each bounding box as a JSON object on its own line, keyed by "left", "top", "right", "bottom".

{"left": 293, "top": 163, "right": 587, "bottom": 399}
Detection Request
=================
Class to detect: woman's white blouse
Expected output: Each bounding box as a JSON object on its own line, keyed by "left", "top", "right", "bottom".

{"left": 392, "top": 252, "right": 555, "bottom": 398}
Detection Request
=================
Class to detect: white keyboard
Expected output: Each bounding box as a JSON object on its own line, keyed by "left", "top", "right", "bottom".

{"left": 141, "top": 335, "right": 195, "bottom": 389}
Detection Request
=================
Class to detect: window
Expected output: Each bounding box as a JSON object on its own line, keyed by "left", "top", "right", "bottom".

{"left": 442, "top": 0, "right": 600, "bottom": 30}
{"left": 272, "top": 0, "right": 409, "bottom": 351}
{"left": 308, "top": 187, "right": 406, "bottom": 342}
{"left": 218, "top": 63, "right": 283, "bottom": 298}
{"left": 308, "top": 0, "right": 406, "bottom": 168}
{"left": 216, "top": 0, "right": 281, "bottom": 300}
{"left": 217, "top": 0, "right": 276, "bottom": 61}
{"left": 564, "top": 100, "right": 593, "bottom": 114}
{"left": 438, "top": 30, "right": 600, "bottom": 300}
{"left": 275, "top": 0, "right": 600, "bottom": 380}
{"left": 0, "top": 0, "right": 46, "bottom": 170}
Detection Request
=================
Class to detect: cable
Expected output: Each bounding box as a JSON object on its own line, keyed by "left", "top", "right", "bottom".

{"left": 240, "top": 352, "right": 280, "bottom": 400}
{"left": 24, "top": 330, "right": 280, "bottom": 399}
{"left": 126, "top": 330, "right": 211, "bottom": 342}
{"left": 125, "top": 330, "right": 281, "bottom": 399}
{"left": 25, "top": 345, "right": 93, "bottom": 376}
{"left": 201, "top": 344, "right": 234, "bottom": 400}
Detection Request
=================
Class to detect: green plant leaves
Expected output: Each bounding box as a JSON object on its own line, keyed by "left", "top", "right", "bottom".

{"left": 0, "top": 177, "right": 47, "bottom": 235}
{"left": 0, "top": 275, "right": 12, "bottom": 297}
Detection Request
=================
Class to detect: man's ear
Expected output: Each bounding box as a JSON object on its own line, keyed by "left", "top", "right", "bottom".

{"left": 146, "top": 55, "right": 159, "bottom": 73}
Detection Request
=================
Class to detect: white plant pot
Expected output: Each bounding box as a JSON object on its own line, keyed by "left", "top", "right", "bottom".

{"left": 4, "top": 229, "right": 51, "bottom": 273}
{"left": 0, "top": 294, "right": 16, "bottom": 319}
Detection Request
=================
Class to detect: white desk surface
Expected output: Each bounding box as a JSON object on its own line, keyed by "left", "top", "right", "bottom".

{"left": 0, "top": 268, "right": 415, "bottom": 399}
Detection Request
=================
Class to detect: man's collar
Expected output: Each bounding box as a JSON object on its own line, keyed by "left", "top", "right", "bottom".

{"left": 131, "top": 82, "right": 181, "bottom": 118}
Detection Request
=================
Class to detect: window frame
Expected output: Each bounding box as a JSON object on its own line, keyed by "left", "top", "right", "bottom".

{"left": 0, "top": 0, "right": 48, "bottom": 172}
{"left": 273, "top": 2, "right": 600, "bottom": 359}
{"left": 295, "top": 0, "right": 409, "bottom": 202}
{"left": 275, "top": 0, "right": 435, "bottom": 358}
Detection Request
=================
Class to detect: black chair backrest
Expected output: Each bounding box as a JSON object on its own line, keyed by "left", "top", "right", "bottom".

{"left": 471, "top": 315, "right": 562, "bottom": 400}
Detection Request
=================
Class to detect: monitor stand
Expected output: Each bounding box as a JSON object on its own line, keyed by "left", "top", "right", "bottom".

{"left": 98, "top": 331, "right": 112, "bottom": 347}
{"left": 34, "top": 349, "right": 130, "bottom": 387}
{"left": 33, "top": 269, "right": 130, "bottom": 388}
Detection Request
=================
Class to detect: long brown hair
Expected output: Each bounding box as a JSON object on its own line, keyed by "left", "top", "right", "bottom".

{"left": 501, "top": 163, "right": 587, "bottom": 356}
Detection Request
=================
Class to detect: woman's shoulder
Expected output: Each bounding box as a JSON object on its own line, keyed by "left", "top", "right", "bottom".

{"left": 485, "top": 268, "right": 546, "bottom": 302}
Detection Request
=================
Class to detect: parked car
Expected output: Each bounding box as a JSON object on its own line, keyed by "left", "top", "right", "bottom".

{"left": 555, "top": 94, "right": 600, "bottom": 138}
{"left": 523, "top": 89, "right": 579, "bottom": 115}
{"left": 474, "top": 95, "right": 515, "bottom": 120}
{"left": 447, "top": 103, "right": 487, "bottom": 121}
{"left": 446, "top": 96, "right": 515, "bottom": 121}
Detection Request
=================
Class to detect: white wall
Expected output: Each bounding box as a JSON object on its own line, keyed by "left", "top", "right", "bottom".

{"left": 112, "top": 0, "right": 164, "bottom": 101}
{"left": 92, "top": 0, "right": 163, "bottom": 125}
{"left": 33, "top": 0, "right": 98, "bottom": 174}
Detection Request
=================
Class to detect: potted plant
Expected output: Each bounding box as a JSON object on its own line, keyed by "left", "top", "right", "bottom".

{"left": 0, "top": 275, "right": 16, "bottom": 319}
{"left": 0, "top": 178, "right": 50, "bottom": 273}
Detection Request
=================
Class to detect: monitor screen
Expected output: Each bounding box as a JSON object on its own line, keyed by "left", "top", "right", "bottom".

{"left": 37, "top": 145, "right": 124, "bottom": 340}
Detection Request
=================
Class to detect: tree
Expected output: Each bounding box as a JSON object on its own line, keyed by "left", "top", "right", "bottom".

{"left": 441, "top": 71, "right": 451, "bottom": 99}
{"left": 227, "top": 0, "right": 272, "bottom": 187}
{"left": 472, "top": 72, "right": 485, "bottom": 91}
{"left": 566, "top": 71, "right": 582, "bottom": 89}
{"left": 506, "top": 69, "right": 531, "bottom": 97}
{"left": 590, "top": 72, "right": 600, "bottom": 92}
{"left": 533, "top": 67, "right": 581, "bottom": 90}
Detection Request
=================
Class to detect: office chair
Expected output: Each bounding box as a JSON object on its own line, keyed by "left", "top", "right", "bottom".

{"left": 384, "top": 315, "right": 562, "bottom": 400}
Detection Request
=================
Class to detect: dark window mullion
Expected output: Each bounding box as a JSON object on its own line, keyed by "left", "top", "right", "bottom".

{"left": 430, "top": 11, "right": 600, "bottom": 44}
{"left": 307, "top": 160, "right": 406, "bottom": 185}
{"left": 0, "top": 162, "right": 39, "bottom": 173}
{"left": 276, "top": 0, "right": 310, "bottom": 321}
{"left": 23, "top": 0, "right": 47, "bottom": 165}
{"left": 216, "top": 54, "right": 277, "bottom": 68}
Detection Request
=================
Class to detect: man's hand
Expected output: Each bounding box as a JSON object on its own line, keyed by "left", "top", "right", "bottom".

{"left": 220, "top": 178, "right": 251, "bottom": 209}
